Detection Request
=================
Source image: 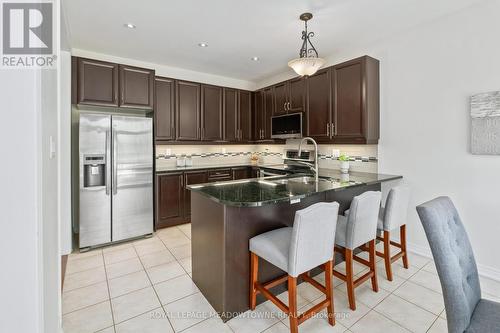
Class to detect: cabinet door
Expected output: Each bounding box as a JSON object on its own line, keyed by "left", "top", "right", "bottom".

{"left": 238, "top": 90, "right": 252, "bottom": 142}
{"left": 154, "top": 77, "right": 175, "bottom": 141}
{"left": 273, "top": 82, "right": 288, "bottom": 115}
{"left": 332, "top": 59, "right": 364, "bottom": 141}
{"left": 156, "top": 173, "right": 184, "bottom": 229}
{"left": 263, "top": 87, "right": 274, "bottom": 140}
{"left": 77, "top": 58, "right": 119, "bottom": 106}
{"left": 253, "top": 91, "right": 265, "bottom": 140}
{"left": 232, "top": 167, "right": 250, "bottom": 180}
{"left": 201, "top": 85, "right": 223, "bottom": 141}
{"left": 289, "top": 77, "right": 305, "bottom": 112}
{"left": 119, "top": 65, "right": 154, "bottom": 109}
{"left": 223, "top": 88, "right": 238, "bottom": 142}
{"left": 184, "top": 171, "right": 208, "bottom": 219}
{"left": 176, "top": 81, "right": 201, "bottom": 141}
{"left": 306, "top": 68, "right": 331, "bottom": 141}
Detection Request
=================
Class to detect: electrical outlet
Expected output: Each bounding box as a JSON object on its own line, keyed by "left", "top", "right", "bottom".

{"left": 331, "top": 149, "right": 340, "bottom": 158}
{"left": 221, "top": 148, "right": 226, "bottom": 154}
{"left": 166, "top": 148, "right": 172, "bottom": 155}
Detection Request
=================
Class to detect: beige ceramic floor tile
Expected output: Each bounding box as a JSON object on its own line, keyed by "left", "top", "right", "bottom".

{"left": 376, "top": 259, "right": 419, "bottom": 280}
{"left": 139, "top": 249, "right": 175, "bottom": 268}
{"left": 62, "top": 301, "right": 113, "bottom": 333}
{"left": 154, "top": 274, "right": 199, "bottom": 305}
{"left": 114, "top": 307, "right": 173, "bottom": 333}
{"left": 336, "top": 282, "right": 390, "bottom": 308}
{"left": 146, "top": 260, "right": 186, "bottom": 284}
{"left": 105, "top": 257, "right": 144, "bottom": 280}
{"left": 159, "top": 232, "right": 191, "bottom": 249}
{"left": 333, "top": 290, "right": 371, "bottom": 328}
{"left": 178, "top": 257, "right": 192, "bottom": 273}
{"left": 102, "top": 242, "right": 133, "bottom": 254}
{"left": 68, "top": 249, "right": 102, "bottom": 262}
{"left": 164, "top": 293, "right": 216, "bottom": 332}
{"left": 96, "top": 326, "right": 115, "bottom": 333}
{"left": 393, "top": 280, "right": 444, "bottom": 315}
{"left": 375, "top": 294, "right": 437, "bottom": 333}
{"left": 409, "top": 270, "right": 442, "bottom": 294}
{"left": 108, "top": 270, "right": 151, "bottom": 298}
{"left": 66, "top": 254, "right": 104, "bottom": 275}
{"left": 169, "top": 244, "right": 192, "bottom": 260}
{"left": 376, "top": 271, "right": 406, "bottom": 292}
{"left": 62, "top": 281, "right": 109, "bottom": 314}
{"left": 63, "top": 266, "right": 106, "bottom": 292}
{"left": 134, "top": 238, "right": 167, "bottom": 257}
{"left": 262, "top": 322, "right": 291, "bottom": 333}
{"left": 283, "top": 309, "right": 347, "bottom": 332}
{"left": 156, "top": 227, "right": 185, "bottom": 239}
{"left": 182, "top": 317, "right": 233, "bottom": 333}
{"left": 350, "top": 310, "right": 410, "bottom": 333}
{"left": 104, "top": 247, "right": 137, "bottom": 265}
{"left": 427, "top": 317, "right": 448, "bottom": 333}
{"left": 227, "top": 301, "right": 281, "bottom": 333}
{"left": 111, "top": 286, "right": 161, "bottom": 324}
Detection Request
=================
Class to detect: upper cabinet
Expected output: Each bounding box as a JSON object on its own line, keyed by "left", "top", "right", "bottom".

{"left": 253, "top": 91, "right": 265, "bottom": 141}
{"left": 119, "top": 65, "right": 154, "bottom": 109}
{"left": 332, "top": 56, "right": 379, "bottom": 144}
{"left": 77, "top": 58, "right": 119, "bottom": 107}
{"left": 201, "top": 84, "right": 223, "bottom": 141}
{"left": 223, "top": 88, "right": 238, "bottom": 142}
{"left": 306, "top": 68, "right": 331, "bottom": 141}
{"left": 176, "top": 80, "right": 201, "bottom": 141}
{"left": 273, "top": 78, "right": 305, "bottom": 114}
{"left": 74, "top": 57, "right": 154, "bottom": 110}
{"left": 154, "top": 77, "right": 175, "bottom": 141}
{"left": 238, "top": 90, "right": 252, "bottom": 142}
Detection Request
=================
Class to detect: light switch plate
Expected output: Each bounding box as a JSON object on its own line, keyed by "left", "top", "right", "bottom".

{"left": 166, "top": 148, "right": 172, "bottom": 155}
{"left": 49, "top": 136, "right": 56, "bottom": 159}
{"left": 331, "top": 149, "right": 340, "bottom": 158}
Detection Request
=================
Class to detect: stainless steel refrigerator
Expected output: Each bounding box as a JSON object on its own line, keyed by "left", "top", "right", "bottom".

{"left": 78, "top": 113, "right": 153, "bottom": 248}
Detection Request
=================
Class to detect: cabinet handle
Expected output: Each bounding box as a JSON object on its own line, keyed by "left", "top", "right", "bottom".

{"left": 287, "top": 102, "right": 291, "bottom": 111}
{"left": 326, "top": 123, "right": 329, "bottom": 136}
{"left": 332, "top": 123, "right": 336, "bottom": 136}
{"left": 284, "top": 102, "right": 287, "bottom": 111}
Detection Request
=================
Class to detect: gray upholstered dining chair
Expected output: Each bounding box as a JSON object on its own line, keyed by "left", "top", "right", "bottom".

{"left": 249, "top": 202, "right": 339, "bottom": 333}
{"left": 417, "top": 196, "right": 500, "bottom": 333}
{"left": 334, "top": 191, "right": 382, "bottom": 310}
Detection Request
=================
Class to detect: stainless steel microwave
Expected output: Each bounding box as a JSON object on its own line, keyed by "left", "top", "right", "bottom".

{"left": 271, "top": 112, "right": 303, "bottom": 139}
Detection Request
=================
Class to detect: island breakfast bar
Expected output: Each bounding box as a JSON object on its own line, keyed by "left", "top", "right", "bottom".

{"left": 188, "top": 170, "right": 402, "bottom": 321}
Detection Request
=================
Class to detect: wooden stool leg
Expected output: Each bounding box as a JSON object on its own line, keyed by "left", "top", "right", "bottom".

{"left": 369, "top": 240, "right": 379, "bottom": 292}
{"left": 288, "top": 276, "right": 299, "bottom": 333}
{"left": 401, "top": 225, "right": 409, "bottom": 269}
{"left": 250, "top": 252, "right": 258, "bottom": 310}
{"left": 345, "top": 249, "right": 356, "bottom": 310}
{"left": 324, "top": 260, "right": 335, "bottom": 326}
{"left": 383, "top": 231, "right": 393, "bottom": 281}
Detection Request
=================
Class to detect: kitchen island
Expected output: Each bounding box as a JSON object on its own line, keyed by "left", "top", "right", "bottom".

{"left": 187, "top": 170, "right": 402, "bottom": 321}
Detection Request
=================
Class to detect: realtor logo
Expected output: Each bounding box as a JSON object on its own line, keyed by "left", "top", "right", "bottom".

{"left": 1, "top": 1, "right": 55, "bottom": 68}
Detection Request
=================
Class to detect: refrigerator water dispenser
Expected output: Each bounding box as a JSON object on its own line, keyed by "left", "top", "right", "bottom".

{"left": 83, "top": 154, "right": 106, "bottom": 187}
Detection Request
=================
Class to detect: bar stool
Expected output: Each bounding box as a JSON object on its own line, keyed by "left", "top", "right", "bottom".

{"left": 333, "top": 191, "right": 382, "bottom": 310}
{"left": 249, "top": 202, "right": 340, "bottom": 333}
{"left": 376, "top": 186, "right": 411, "bottom": 281}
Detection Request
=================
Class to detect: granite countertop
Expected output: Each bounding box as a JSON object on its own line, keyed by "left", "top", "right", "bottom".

{"left": 155, "top": 163, "right": 284, "bottom": 173}
{"left": 187, "top": 169, "right": 402, "bottom": 207}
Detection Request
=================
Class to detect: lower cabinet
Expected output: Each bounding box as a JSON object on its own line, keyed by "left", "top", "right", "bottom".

{"left": 156, "top": 173, "right": 185, "bottom": 229}
{"left": 155, "top": 167, "right": 253, "bottom": 229}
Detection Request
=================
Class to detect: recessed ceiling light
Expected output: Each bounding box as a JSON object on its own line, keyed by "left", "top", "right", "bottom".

{"left": 251, "top": 57, "right": 260, "bottom": 61}
{"left": 198, "top": 42, "right": 208, "bottom": 47}
{"left": 124, "top": 23, "right": 136, "bottom": 29}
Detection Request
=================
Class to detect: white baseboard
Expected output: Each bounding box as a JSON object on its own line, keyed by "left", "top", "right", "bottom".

{"left": 407, "top": 242, "right": 500, "bottom": 283}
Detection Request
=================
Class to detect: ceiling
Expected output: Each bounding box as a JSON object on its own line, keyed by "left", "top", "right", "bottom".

{"left": 62, "top": 0, "right": 483, "bottom": 83}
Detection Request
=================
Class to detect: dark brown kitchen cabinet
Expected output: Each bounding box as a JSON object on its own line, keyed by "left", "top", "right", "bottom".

{"left": 201, "top": 85, "right": 223, "bottom": 141}
{"left": 273, "top": 83, "right": 287, "bottom": 115}
{"left": 332, "top": 56, "right": 379, "bottom": 144}
{"left": 223, "top": 88, "right": 238, "bottom": 142}
{"left": 119, "top": 65, "right": 154, "bottom": 109}
{"left": 238, "top": 90, "right": 252, "bottom": 142}
{"left": 253, "top": 91, "right": 265, "bottom": 140}
{"left": 263, "top": 87, "right": 274, "bottom": 140}
{"left": 154, "top": 77, "right": 175, "bottom": 141}
{"left": 183, "top": 171, "right": 208, "bottom": 219}
{"left": 77, "top": 58, "right": 119, "bottom": 106}
{"left": 273, "top": 77, "right": 305, "bottom": 114}
{"left": 232, "top": 167, "right": 251, "bottom": 180}
{"left": 306, "top": 68, "right": 332, "bottom": 141}
{"left": 156, "top": 173, "right": 184, "bottom": 228}
{"left": 176, "top": 80, "right": 201, "bottom": 141}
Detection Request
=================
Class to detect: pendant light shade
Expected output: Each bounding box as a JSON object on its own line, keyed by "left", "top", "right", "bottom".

{"left": 288, "top": 13, "right": 325, "bottom": 76}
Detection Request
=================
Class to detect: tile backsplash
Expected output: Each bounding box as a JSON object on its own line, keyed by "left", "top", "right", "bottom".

{"left": 156, "top": 144, "right": 378, "bottom": 173}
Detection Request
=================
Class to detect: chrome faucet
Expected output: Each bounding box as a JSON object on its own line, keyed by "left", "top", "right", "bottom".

{"left": 297, "top": 137, "right": 319, "bottom": 182}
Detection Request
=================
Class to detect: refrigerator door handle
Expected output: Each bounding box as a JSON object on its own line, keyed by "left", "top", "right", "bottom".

{"left": 112, "top": 128, "right": 118, "bottom": 195}
{"left": 105, "top": 130, "right": 111, "bottom": 195}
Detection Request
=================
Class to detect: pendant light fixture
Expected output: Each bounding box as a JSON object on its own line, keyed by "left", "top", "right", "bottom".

{"left": 288, "top": 13, "right": 325, "bottom": 76}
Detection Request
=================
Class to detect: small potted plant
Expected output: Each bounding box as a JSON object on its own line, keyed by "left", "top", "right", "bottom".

{"left": 339, "top": 154, "right": 350, "bottom": 174}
